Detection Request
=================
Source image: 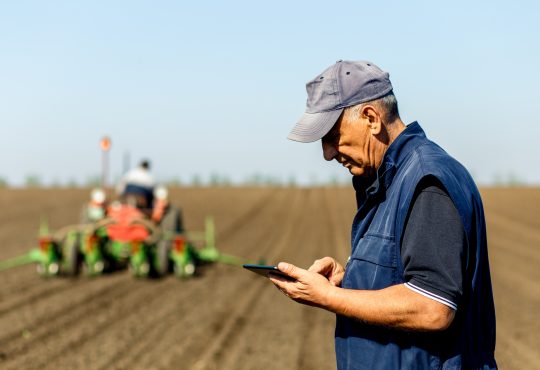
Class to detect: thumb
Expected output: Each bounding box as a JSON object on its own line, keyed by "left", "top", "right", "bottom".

{"left": 277, "top": 262, "right": 303, "bottom": 280}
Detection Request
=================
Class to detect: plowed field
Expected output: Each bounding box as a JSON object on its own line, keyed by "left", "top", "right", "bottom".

{"left": 0, "top": 187, "right": 538, "bottom": 369}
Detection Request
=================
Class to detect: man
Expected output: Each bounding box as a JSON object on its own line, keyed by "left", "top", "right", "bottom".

{"left": 270, "top": 60, "right": 497, "bottom": 369}
{"left": 116, "top": 159, "right": 156, "bottom": 209}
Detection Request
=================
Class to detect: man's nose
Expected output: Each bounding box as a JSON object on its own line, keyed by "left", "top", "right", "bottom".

{"left": 322, "top": 142, "right": 338, "bottom": 161}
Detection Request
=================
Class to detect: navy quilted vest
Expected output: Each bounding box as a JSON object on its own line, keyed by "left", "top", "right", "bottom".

{"left": 335, "top": 122, "right": 497, "bottom": 370}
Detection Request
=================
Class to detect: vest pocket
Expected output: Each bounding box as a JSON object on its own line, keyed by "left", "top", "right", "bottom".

{"left": 343, "top": 234, "right": 399, "bottom": 290}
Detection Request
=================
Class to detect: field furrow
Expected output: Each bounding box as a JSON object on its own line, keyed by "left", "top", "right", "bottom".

{"left": 0, "top": 187, "right": 537, "bottom": 369}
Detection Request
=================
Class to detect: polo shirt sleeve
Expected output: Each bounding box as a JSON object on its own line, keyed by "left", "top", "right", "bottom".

{"left": 401, "top": 177, "right": 466, "bottom": 311}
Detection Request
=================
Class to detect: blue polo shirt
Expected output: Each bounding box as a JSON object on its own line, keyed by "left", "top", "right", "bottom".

{"left": 335, "top": 122, "right": 497, "bottom": 370}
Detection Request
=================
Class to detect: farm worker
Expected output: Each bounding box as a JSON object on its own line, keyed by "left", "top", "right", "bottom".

{"left": 81, "top": 188, "right": 108, "bottom": 222}
{"left": 151, "top": 185, "right": 185, "bottom": 233}
{"left": 116, "top": 159, "right": 156, "bottom": 209}
{"left": 271, "top": 60, "right": 497, "bottom": 369}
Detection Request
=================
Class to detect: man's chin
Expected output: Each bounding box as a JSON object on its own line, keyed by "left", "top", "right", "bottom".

{"left": 348, "top": 167, "right": 365, "bottom": 176}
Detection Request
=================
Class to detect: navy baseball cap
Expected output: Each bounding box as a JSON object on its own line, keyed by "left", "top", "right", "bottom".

{"left": 288, "top": 60, "right": 393, "bottom": 143}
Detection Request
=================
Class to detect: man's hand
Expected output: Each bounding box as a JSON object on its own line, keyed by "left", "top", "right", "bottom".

{"left": 269, "top": 262, "right": 335, "bottom": 308}
{"left": 307, "top": 257, "right": 345, "bottom": 287}
{"left": 269, "top": 261, "right": 455, "bottom": 331}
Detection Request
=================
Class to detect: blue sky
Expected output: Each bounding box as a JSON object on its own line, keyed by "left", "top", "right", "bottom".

{"left": 1, "top": 0, "right": 539, "bottom": 186}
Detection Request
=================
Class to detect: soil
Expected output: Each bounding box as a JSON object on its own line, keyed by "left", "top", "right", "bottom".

{"left": 0, "top": 187, "right": 538, "bottom": 369}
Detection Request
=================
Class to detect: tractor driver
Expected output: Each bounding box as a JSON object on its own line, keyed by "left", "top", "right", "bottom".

{"left": 116, "top": 160, "right": 156, "bottom": 210}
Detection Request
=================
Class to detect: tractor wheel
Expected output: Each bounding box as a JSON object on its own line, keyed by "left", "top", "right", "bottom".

{"left": 36, "top": 262, "right": 60, "bottom": 277}
{"left": 62, "top": 236, "right": 81, "bottom": 276}
{"left": 155, "top": 240, "right": 171, "bottom": 277}
{"left": 174, "top": 261, "right": 195, "bottom": 279}
{"left": 37, "top": 262, "right": 59, "bottom": 277}
{"left": 130, "top": 261, "right": 150, "bottom": 278}
{"left": 184, "top": 262, "right": 195, "bottom": 276}
{"left": 161, "top": 207, "right": 184, "bottom": 234}
{"left": 83, "top": 259, "right": 105, "bottom": 276}
{"left": 36, "top": 263, "right": 46, "bottom": 276}
{"left": 173, "top": 262, "right": 184, "bottom": 278}
{"left": 140, "top": 261, "right": 150, "bottom": 277}
{"left": 48, "top": 262, "right": 60, "bottom": 275}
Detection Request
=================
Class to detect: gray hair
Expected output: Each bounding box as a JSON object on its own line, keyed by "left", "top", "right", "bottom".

{"left": 346, "top": 91, "right": 400, "bottom": 123}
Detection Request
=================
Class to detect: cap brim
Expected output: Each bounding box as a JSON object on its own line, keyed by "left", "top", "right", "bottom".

{"left": 287, "top": 109, "right": 344, "bottom": 143}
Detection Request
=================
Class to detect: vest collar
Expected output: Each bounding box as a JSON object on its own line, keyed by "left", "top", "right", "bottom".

{"left": 353, "top": 121, "right": 426, "bottom": 200}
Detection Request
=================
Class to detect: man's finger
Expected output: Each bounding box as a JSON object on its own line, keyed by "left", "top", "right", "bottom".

{"left": 308, "top": 259, "right": 324, "bottom": 273}
{"left": 270, "top": 282, "right": 288, "bottom": 296}
{"left": 277, "top": 262, "right": 304, "bottom": 280}
{"left": 308, "top": 257, "right": 335, "bottom": 275}
{"left": 269, "top": 275, "right": 293, "bottom": 291}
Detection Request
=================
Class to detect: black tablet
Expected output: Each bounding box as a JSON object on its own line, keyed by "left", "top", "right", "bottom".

{"left": 243, "top": 264, "right": 294, "bottom": 280}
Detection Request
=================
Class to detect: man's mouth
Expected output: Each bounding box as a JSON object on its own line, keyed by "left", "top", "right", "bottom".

{"left": 341, "top": 160, "right": 354, "bottom": 168}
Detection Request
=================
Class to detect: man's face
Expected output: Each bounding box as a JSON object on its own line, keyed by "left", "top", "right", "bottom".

{"left": 321, "top": 109, "right": 387, "bottom": 178}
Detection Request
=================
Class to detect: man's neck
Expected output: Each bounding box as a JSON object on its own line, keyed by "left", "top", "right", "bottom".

{"left": 386, "top": 119, "right": 406, "bottom": 144}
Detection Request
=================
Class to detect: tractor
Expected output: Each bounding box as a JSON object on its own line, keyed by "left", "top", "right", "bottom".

{"left": 0, "top": 186, "right": 252, "bottom": 278}
{"left": 56, "top": 186, "right": 211, "bottom": 278}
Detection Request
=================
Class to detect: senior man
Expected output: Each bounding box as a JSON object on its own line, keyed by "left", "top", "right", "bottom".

{"left": 270, "top": 60, "right": 497, "bottom": 369}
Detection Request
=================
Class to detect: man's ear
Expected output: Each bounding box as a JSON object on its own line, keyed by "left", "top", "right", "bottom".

{"left": 361, "top": 105, "right": 382, "bottom": 135}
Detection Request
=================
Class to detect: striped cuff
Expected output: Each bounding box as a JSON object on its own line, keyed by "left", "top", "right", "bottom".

{"left": 404, "top": 282, "right": 457, "bottom": 310}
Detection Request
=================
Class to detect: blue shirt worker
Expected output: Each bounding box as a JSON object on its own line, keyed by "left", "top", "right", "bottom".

{"left": 116, "top": 160, "right": 156, "bottom": 209}
{"left": 270, "top": 60, "right": 497, "bottom": 370}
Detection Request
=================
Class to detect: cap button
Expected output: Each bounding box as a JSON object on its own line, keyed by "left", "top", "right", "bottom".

{"left": 336, "top": 59, "right": 343, "bottom": 63}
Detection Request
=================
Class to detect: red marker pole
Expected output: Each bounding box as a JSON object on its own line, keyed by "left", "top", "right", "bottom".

{"left": 100, "top": 137, "right": 111, "bottom": 188}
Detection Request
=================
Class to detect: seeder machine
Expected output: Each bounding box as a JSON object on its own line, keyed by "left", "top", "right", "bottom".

{"left": 0, "top": 188, "right": 254, "bottom": 279}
